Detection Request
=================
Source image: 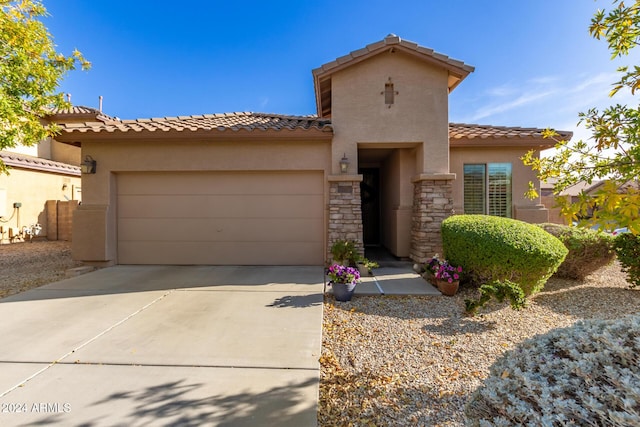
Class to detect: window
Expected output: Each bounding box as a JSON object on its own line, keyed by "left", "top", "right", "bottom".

{"left": 463, "top": 163, "right": 512, "bottom": 217}
{"left": 384, "top": 82, "right": 394, "bottom": 105}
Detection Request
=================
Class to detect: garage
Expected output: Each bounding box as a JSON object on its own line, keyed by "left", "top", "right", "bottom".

{"left": 117, "top": 171, "right": 324, "bottom": 265}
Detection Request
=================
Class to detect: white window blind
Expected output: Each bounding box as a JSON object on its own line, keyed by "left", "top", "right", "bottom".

{"left": 488, "top": 163, "right": 512, "bottom": 217}
{"left": 463, "top": 164, "right": 486, "bottom": 214}
{"left": 463, "top": 163, "right": 512, "bottom": 217}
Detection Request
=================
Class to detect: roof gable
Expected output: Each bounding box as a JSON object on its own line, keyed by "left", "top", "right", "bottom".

{"left": 312, "top": 34, "right": 475, "bottom": 117}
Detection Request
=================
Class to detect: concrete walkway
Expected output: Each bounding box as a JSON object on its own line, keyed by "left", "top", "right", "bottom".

{"left": 357, "top": 267, "right": 441, "bottom": 296}
{"left": 0, "top": 266, "right": 324, "bottom": 426}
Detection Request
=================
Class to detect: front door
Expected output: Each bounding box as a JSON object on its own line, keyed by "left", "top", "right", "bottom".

{"left": 360, "top": 168, "right": 380, "bottom": 245}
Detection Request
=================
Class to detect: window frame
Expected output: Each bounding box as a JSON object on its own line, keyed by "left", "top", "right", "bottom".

{"left": 463, "top": 162, "right": 512, "bottom": 218}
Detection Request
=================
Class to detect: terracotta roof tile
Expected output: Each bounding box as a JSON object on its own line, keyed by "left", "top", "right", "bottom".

{"left": 0, "top": 151, "right": 80, "bottom": 176}
{"left": 59, "top": 112, "right": 333, "bottom": 135}
{"left": 449, "top": 123, "right": 572, "bottom": 141}
{"left": 313, "top": 34, "right": 475, "bottom": 80}
{"left": 48, "top": 105, "right": 116, "bottom": 123}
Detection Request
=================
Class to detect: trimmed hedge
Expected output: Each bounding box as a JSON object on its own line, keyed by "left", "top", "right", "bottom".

{"left": 465, "top": 315, "right": 640, "bottom": 426}
{"left": 442, "top": 215, "right": 567, "bottom": 296}
{"left": 538, "top": 223, "right": 616, "bottom": 280}
{"left": 614, "top": 232, "right": 640, "bottom": 288}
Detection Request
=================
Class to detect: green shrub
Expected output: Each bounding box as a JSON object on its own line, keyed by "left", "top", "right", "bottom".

{"left": 465, "top": 315, "right": 640, "bottom": 426}
{"left": 538, "top": 223, "right": 616, "bottom": 279}
{"left": 614, "top": 233, "right": 640, "bottom": 288}
{"left": 464, "top": 280, "right": 527, "bottom": 316}
{"left": 442, "top": 215, "right": 568, "bottom": 296}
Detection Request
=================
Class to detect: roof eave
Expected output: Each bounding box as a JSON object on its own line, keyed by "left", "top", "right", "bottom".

{"left": 449, "top": 139, "right": 557, "bottom": 149}
{"left": 55, "top": 126, "right": 334, "bottom": 145}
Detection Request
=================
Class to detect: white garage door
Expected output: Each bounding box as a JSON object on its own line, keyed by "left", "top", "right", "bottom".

{"left": 117, "top": 171, "right": 324, "bottom": 265}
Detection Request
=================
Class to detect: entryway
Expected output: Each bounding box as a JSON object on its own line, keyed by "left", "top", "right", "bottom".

{"left": 358, "top": 146, "right": 417, "bottom": 259}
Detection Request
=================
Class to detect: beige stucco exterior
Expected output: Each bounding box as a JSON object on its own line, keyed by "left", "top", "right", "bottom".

{"left": 57, "top": 35, "right": 568, "bottom": 266}
{"left": 72, "top": 137, "right": 331, "bottom": 265}
{"left": 0, "top": 167, "right": 80, "bottom": 242}
{"left": 450, "top": 146, "right": 549, "bottom": 223}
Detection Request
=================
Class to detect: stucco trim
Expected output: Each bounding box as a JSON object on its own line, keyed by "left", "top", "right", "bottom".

{"left": 327, "top": 174, "right": 364, "bottom": 182}
{"left": 411, "top": 173, "right": 456, "bottom": 183}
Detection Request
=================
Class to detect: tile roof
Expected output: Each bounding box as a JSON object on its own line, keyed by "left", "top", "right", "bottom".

{"left": 313, "top": 34, "right": 475, "bottom": 80}
{"left": 59, "top": 112, "right": 333, "bottom": 135}
{"left": 0, "top": 151, "right": 80, "bottom": 176}
{"left": 48, "top": 106, "right": 115, "bottom": 122}
{"left": 450, "top": 123, "right": 573, "bottom": 142}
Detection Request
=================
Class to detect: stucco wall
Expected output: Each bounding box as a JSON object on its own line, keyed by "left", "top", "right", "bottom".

{"left": 0, "top": 168, "right": 80, "bottom": 242}
{"left": 450, "top": 146, "right": 548, "bottom": 222}
{"left": 330, "top": 51, "right": 450, "bottom": 176}
{"left": 380, "top": 148, "right": 415, "bottom": 257}
{"left": 73, "top": 138, "right": 331, "bottom": 264}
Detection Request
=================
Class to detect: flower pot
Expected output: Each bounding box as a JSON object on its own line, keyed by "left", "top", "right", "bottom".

{"left": 331, "top": 281, "right": 357, "bottom": 302}
{"left": 357, "top": 264, "right": 370, "bottom": 277}
{"left": 422, "top": 271, "right": 436, "bottom": 285}
{"left": 436, "top": 279, "right": 459, "bottom": 296}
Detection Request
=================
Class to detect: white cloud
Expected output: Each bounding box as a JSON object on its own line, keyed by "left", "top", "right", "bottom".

{"left": 470, "top": 89, "right": 558, "bottom": 121}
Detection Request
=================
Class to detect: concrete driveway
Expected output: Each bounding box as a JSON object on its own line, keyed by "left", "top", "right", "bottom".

{"left": 0, "top": 266, "right": 324, "bottom": 426}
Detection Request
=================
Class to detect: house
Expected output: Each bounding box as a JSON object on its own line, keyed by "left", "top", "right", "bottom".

{"left": 0, "top": 107, "right": 107, "bottom": 243}
{"left": 54, "top": 35, "right": 571, "bottom": 266}
{"left": 542, "top": 179, "right": 638, "bottom": 225}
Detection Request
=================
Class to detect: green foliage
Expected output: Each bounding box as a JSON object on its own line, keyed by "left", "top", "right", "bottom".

{"left": 330, "top": 240, "right": 358, "bottom": 264}
{"left": 464, "top": 280, "right": 526, "bottom": 316}
{"left": 442, "top": 215, "right": 568, "bottom": 296}
{"left": 538, "top": 223, "right": 616, "bottom": 279}
{"left": 0, "top": 0, "right": 90, "bottom": 173}
{"left": 614, "top": 232, "right": 640, "bottom": 288}
{"left": 522, "top": 0, "right": 640, "bottom": 234}
{"left": 465, "top": 315, "right": 640, "bottom": 426}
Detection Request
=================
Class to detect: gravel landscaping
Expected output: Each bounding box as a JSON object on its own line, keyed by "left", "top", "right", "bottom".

{"left": 1, "top": 241, "right": 638, "bottom": 426}
{"left": 318, "top": 262, "right": 640, "bottom": 426}
{"left": 0, "top": 240, "right": 82, "bottom": 299}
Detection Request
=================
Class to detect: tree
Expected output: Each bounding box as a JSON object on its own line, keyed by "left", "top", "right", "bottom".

{"left": 523, "top": 0, "right": 640, "bottom": 234}
{"left": 0, "top": 0, "right": 89, "bottom": 173}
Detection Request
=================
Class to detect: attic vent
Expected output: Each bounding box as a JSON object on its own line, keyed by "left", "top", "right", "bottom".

{"left": 385, "top": 82, "right": 394, "bottom": 105}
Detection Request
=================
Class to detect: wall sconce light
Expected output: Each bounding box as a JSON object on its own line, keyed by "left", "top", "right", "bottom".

{"left": 339, "top": 153, "right": 350, "bottom": 174}
{"left": 81, "top": 155, "right": 96, "bottom": 174}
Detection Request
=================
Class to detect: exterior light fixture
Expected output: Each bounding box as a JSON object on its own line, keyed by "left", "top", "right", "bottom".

{"left": 339, "top": 153, "right": 350, "bottom": 174}
{"left": 81, "top": 155, "right": 96, "bottom": 174}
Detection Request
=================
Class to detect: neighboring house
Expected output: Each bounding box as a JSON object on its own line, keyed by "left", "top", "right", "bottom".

{"left": 542, "top": 179, "right": 639, "bottom": 225}
{"left": 0, "top": 107, "right": 111, "bottom": 243}
{"left": 55, "top": 34, "right": 571, "bottom": 266}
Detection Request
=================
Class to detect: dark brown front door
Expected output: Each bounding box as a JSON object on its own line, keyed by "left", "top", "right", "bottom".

{"left": 360, "top": 168, "right": 380, "bottom": 245}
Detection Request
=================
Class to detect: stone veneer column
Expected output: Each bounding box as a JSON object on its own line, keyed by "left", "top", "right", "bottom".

{"left": 410, "top": 174, "right": 456, "bottom": 264}
{"left": 327, "top": 175, "right": 364, "bottom": 262}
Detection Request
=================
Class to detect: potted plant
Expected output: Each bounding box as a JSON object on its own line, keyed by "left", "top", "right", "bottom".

{"left": 421, "top": 255, "right": 442, "bottom": 285}
{"left": 432, "top": 260, "right": 463, "bottom": 296}
{"left": 327, "top": 264, "right": 361, "bottom": 301}
{"left": 356, "top": 256, "right": 379, "bottom": 276}
{"left": 330, "top": 240, "right": 358, "bottom": 266}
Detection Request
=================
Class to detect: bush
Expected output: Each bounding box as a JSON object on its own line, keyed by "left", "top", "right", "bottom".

{"left": 538, "top": 223, "right": 616, "bottom": 279}
{"left": 465, "top": 315, "right": 640, "bottom": 426}
{"left": 464, "top": 280, "right": 527, "bottom": 316}
{"left": 614, "top": 233, "right": 640, "bottom": 288}
{"left": 442, "top": 215, "right": 567, "bottom": 296}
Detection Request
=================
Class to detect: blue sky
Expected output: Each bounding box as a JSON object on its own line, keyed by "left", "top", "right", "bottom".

{"left": 44, "top": 0, "right": 636, "bottom": 141}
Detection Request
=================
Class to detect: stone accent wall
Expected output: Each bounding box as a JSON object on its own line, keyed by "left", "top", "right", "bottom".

{"left": 328, "top": 178, "right": 364, "bottom": 261}
{"left": 410, "top": 177, "right": 454, "bottom": 263}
